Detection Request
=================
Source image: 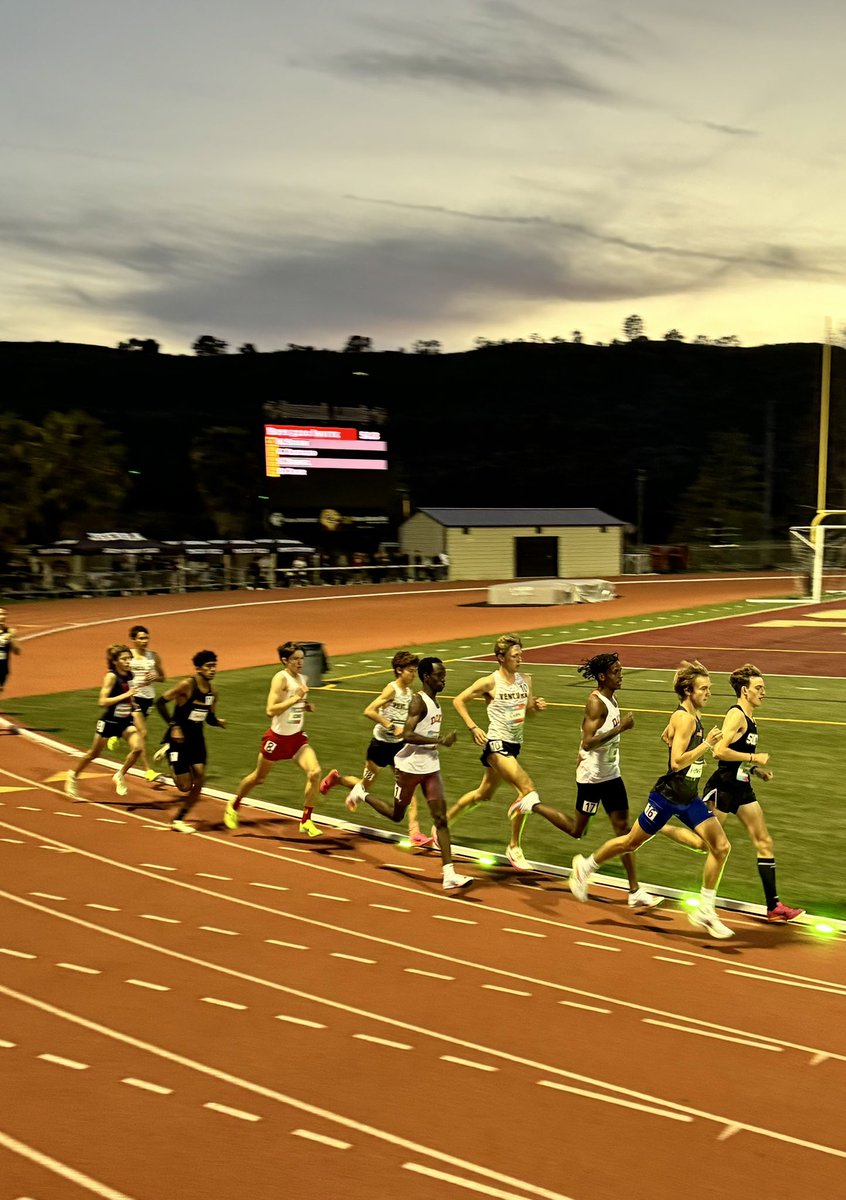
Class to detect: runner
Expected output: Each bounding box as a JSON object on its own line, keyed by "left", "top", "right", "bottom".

{"left": 447, "top": 633, "right": 546, "bottom": 869}
{"left": 0, "top": 607, "right": 21, "bottom": 701}
{"left": 155, "top": 649, "right": 225, "bottom": 833}
{"left": 65, "top": 644, "right": 144, "bottom": 800}
{"left": 703, "top": 663, "right": 804, "bottom": 922}
{"left": 224, "top": 642, "right": 324, "bottom": 837}
{"left": 122, "top": 623, "right": 168, "bottom": 784}
{"left": 345, "top": 657, "right": 473, "bottom": 891}
{"left": 568, "top": 660, "right": 735, "bottom": 938}
{"left": 318, "top": 650, "right": 431, "bottom": 844}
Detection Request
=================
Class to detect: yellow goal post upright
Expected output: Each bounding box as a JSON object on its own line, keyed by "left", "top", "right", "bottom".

{"left": 790, "top": 512, "right": 846, "bottom": 602}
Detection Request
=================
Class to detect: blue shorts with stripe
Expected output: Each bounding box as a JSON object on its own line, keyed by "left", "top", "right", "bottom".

{"left": 637, "top": 790, "right": 713, "bottom": 835}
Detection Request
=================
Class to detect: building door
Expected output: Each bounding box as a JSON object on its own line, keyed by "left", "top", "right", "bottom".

{"left": 514, "top": 536, "right": 558, "bottom": 578}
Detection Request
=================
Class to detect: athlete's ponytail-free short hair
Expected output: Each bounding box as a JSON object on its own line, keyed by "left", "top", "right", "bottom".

{"left": 277, "top": 642, "right": 301, "bottom": 662}
{"left": 494, "top": 633, "right": 522, "bottom": 660}
{"left": 192, "top": 649, "right": 217, "bottom": 668}
{"left": 418, "top": 655, "right": 443, "bottom": 682}
{"left": 391, "top": 650, "right": 419, "bottom": 674}
{"left": 729, "top": 663, "right": 763, "bottom": 696}
{"left": 578, "top": 652, "right": 619, "bottom": 683}
{"left": 106, "top": 643, "right": 130, "bottom": 669}
{"left": 129, "top": 624, "right": 149, "bottom": 640}
{"left": 672, "top": 659, "right": 709, "bottom": 699}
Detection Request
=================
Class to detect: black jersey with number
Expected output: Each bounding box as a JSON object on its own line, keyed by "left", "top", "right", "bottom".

{"left": 714, "top": 705, "right": 757, "bottom": 788}
{"left": 102, "top": 671, "right": 134, "bottom": 722}
{"left": 172, "top": 678, "right": 215, "bottom": 737}
{"left": 652, "top": 708, "right": 704, "bottom": 805}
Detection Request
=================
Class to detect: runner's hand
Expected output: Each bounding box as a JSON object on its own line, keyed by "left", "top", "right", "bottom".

{"left": 440, "top": 731, "right": 457, "bottom": 748}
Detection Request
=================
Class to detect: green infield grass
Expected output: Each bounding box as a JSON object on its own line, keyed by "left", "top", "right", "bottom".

{"left": 7, "top": 597, "right": 845, "bottom": 921}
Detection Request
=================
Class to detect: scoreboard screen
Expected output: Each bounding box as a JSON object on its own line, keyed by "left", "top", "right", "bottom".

{"left": 264, "top": 424, "right": 388, "bottom": 477}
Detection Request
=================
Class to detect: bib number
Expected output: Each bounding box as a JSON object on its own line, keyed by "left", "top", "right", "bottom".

{"left": 736, "top": 762, "right": 752, "bottom": 783}
{"left": 488, "top": 739, "right": 504, "bottom": 754}
{"left": 581, "top": 799, "right": 599, "bottom": 815}
{"left": 644, "top": 801, "right": 659, "bottom": 822}
{"left": 687, "top": 759, "right": 704, "bottom": 780}
{"left": 96, "top": 718, "right": 107, "bottom": 735}
{"left": 263, "top": 738, "right": 277, "bottom": 755}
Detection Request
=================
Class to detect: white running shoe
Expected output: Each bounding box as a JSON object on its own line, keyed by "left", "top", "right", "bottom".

{"left": 114, "top": 772, "right": 128, "bottom": 797}
{"left": 443, "top": 869, "right": 473, "bottom": 891}
{"left": 345, "top": 781, "right": 366, "bottom": 812}
{"left": 65, "top": 771, "right": 79, "bottom": 799}
{"left": 507, "top": 794, "right": 540, "bottom": 819}
{"left": 569, "top": 854, "right": 592, "bottom": 902}
{"left": 628, "top": 888, "right": 664, "bottom": 909}
{"left": 505, "top": 844, "right": 532, "bottom": 871}
{"left": 688, "top": 905, "right": 734, "bottom": 939}
{"left": 171, "top": 819, "right": 196, "bottom": 834}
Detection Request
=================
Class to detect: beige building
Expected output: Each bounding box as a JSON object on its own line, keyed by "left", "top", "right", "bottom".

{"left": 399, "top": 508, "right": 625, "bottom": 581}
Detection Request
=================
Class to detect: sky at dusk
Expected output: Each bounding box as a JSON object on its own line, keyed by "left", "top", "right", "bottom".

{"left": 3, "top": 0, "right": 846, "bottom": 353}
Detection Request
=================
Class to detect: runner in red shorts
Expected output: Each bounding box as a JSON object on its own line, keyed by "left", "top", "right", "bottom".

{"left": 224, "top": 642, "right": 324, "bottom": 837}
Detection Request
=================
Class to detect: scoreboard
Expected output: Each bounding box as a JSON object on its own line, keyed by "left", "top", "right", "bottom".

{"left": 264, "top": 424, "right": 389, "bottom": 477}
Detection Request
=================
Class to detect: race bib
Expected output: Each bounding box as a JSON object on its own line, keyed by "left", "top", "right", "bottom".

{"left": 644, "top": 801, "right": 659, "bottom": 822}
{"left": 263, "top": 738, "right": 277, "bottom": 755}
{"left": 114, "top": 702, "right": 132, "bottom": 718}
{"left": 189, "top": 709, "right": 207, "bottom": 723}
{"left": 96, "top": 719, "right": 107, "bottom": 735}
{"left": 687, "top": 759, "right": 704, "bottom": 780}
{"left": 736, "top": 761, "right": 752, "bottom": 783}
{"left": 488, "top": 739, "right": 504, "bottom": 754}
{"left": 581, "top": 799, "right": 599, "bottom": 815}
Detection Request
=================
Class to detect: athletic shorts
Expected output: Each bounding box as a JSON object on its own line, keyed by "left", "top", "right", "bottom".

{"left": 703, "top": 776, "right": 757, "bottom": 815}
{"left": 366, "top": 738, "right": 402, "bottom": 769}
{"left": 0, "top": 661, "right": 8, "bottom": 687}
{"left": 481, "top": 739, "right": 521, "bottom": 768}
{"left": 575, "top": 777, "right": 628, "bottom": 817}
{"left": 637, "top": 790, "right": 713, "bottom": 835}
{"left": 167, "top": 733, "right": 207, "bottom": 775}
{"left": 134, "top": 696, "right": 155, "bottom": 718}
{"left": 96, "top": 715, "right": 135, "bottom": 741}
{"left": 259, "top": 729, "right": 308, "bottom": 762}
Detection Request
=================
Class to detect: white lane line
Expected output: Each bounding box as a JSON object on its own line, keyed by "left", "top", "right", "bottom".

{"left": 558, "top": 1001, "right": 611, "bottom": 1014}
{"left": 291, "top": 1129, "right": 351, "bottom": 1150}
{"left": 86, "top": 904, "right": 120, "bottom": 912}
{"left": 57, "top": 962, "right": 101, "bottom": 975}
{"left": 17, "top": 806, "right": 42, "bottom": 811}
{"left": 433, "top": 915, "right": 477, "bottom": 925}
{"left": 405, "top": 968, "right": 454, "bottom": 981}
{"left": 30, "top": 892, "right": 66, "bottom": 901}
{"left": 503, "top": 928, "right": 545, "bottom": 938}
{"left": 139, "top": 914, "right": 180, "bottom": 924}
{"left": 326, "top": 853, "right": 366, "bottom": 863}
{"left": 353, "top": 1034, "right": 412, "bottom": 1050}
{"left": 538, "top": 1080, "right": 691, "bottom": 1122}
{"left": 0, "top": 1129, "right": 137, "bottom": 1200}
{"left": 0, "top": 947, "right": 36, "bottom": 959}
{"left": 55, "top": 812, "right": 82, "bottom": 818}
{"left": 369, "top": 903, "right": 410, "bottom": 913}
{"left": 250, "top": 882, "right": 288, "bottom": 891}
{"left": 266, "top": 939, "right": 308, "bottom": 951}
{"left": 198, "top": 873, "right": 232, "bottom": 881}
{"left": 308, "top": 893, "right": 350, "bottom": 902}
{"left": 0, "top": 837, "right": 23, "bottom": 843}
{"left": 204, "top": 1102, "right": 261, "bottom": 1122}
{"left": 331, "top": 953, "right": 375, "bottom": 964}
{"left": 122, "top": 1077, "right": 173, "bottom": 1095}
{"left": 482, "top": 985, "right": 531, "bottom": 997}
{"left": 40, "top": 846, "right": 73, "bottom": 851}
{"left": 202, "top": 997, "right": 247, "bottom": 1010}
{"left": 441, "top": 1056, "right": 497, "bottom": 1073}
{"left": 654, "top": 956, "right": 694, "bottom": 966}
{"left": 0, "top": 1038, "right": 16, "bottom": 1047}
{"left": 96, "top": 818, "right": 126, "bottom": 824}
{"left": 140, "top": 863, "right": 176, "bottom": 871}
{"left": 38, "top": 1053, "right": 89, "bottom": 1071}
{"left": 576, "top": 943, "right": 621, "bottom": 953}
{"left": 125, "top": 979, "right": 169, "bottom": 992}
{"left": 275, "top": 1014, "right": 326, "bottom": 1029}
{"left": 642, "top": 1019, "right": 783, "bottom": 1052}
{"left": 718, "top": 1123, "right": 743, "bottom": 1141}
{"left": 403, "top": 1162, "right": 559, "bottom": 1200}
{"left": 199, "top": 926, "right": 238, "bottom": 936}
{"left": 725, "top": 970, "right": 846, "bottom": 997}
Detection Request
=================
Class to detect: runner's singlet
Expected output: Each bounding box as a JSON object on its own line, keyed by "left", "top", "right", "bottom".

{"left": 485, "top": 670, "right": 529, "bottom": 744}
{"left": 173, "top": 679, "right": 214, "bottom": 735}
{"left": 395, "top": 694, "right": 442, "bottom": 775}
{"left": 576, "top": 692, "right": 622, "bottom": 784}
{"left": 653, "top": 709, "right": 704, "bottom": 805}
{"left": 130, "top": 648, "right": 156, "bottom": 700}
{"left": 714, "top": 705, "right": 758, "bottom": 786}
{"left": 373, "top": 679, "right": 413, "bottom": 744}
{"left": 270, "top": 669, "right": 306, "bottom": 736}
{"left": 103, "top": 672, "right": 134, "bottom": 721}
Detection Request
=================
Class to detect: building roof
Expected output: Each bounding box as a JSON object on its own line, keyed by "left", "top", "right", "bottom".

{"left": 415, "top": 507, "right": 626, "bottom": 528}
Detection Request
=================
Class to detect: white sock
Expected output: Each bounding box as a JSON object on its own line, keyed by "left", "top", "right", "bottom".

{"left": 585, "top": 855, "right": 598, "bottom": 873}
{"left": 700, "top": 887, "right": 716, "bottom": 911}
{"left": 522, "top": 790, "right": 540, "bottom": 811}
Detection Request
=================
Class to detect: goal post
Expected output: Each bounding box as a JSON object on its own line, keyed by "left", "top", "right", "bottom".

{"left": 790, "top": 513, "right": 846, "bottom": 601}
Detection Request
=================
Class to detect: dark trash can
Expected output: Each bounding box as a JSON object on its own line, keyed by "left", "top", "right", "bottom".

{"left": 299, "top": 641, "right": 329, "bottom": 687}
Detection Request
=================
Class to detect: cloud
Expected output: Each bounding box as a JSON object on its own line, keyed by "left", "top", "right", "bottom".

{"left": 686, "top": 119, "right": 760, "bottom": 137}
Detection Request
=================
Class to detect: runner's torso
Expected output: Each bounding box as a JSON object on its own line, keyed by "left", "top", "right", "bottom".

{"left": 576, "top": 692, "right": 621, "bottom": 783}
{"left": 486, "top": 669, "right": 529, "bottom": 744}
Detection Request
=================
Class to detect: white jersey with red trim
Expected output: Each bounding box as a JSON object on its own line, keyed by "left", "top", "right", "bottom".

{"left": 576, "top": 691, "right": 622, "bottom": 784}
{"left": 270, "top": 669, "right": 307, "bottom": 736}
{"left": 394, "top": 693, "right": 441, "bottom": 775}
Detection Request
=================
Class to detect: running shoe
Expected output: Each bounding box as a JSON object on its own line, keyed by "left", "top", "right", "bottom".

{"left": 507, "top": 795, "right": 540, "bottom": 819}
{"left": 568, "top": 854, "right": 592, "bottom": 902}
{"left": 628, "top": 888, "right": 664, "bottom": 909}
{"left": 171, "top": 819, "right": 196, "bottom": 834}
{"left": 64, "top": 771, "right": 79, "bottom": 799}
{"left": 153, "top": 744, "right": 168, "bottom": 763}
{"left": 505, "top": 844, "right": 532, "bottom": 871}
{"left": 688, "top": 905, "right": 734, "bottom": 939}
{"left": 410, "top": 830, "right": 435, "bottom": 847}
{"left": 319, "top": 769, "right": 341, "bottom": 795}
{"left": 223, "top": 800, "right": 239, "bottom": 830}
{"left": 145, "top": 769, "right": 157, "bottom": 782}
{"left": 345, "top": 782, "right": 366, "bottom": 812}
{"left": 114, "top": 772, "right": 128, "bottom": 797}
{"left": 443, "top": 869, "right": 474, "bottom": 891}
{"left": 107, "top": 736, "right": 120, "bottom": 753}
{"left": 299, "top": 818, "right": 323, "bottom": 838}
{"left": 766, "top": 901, "right": 805, "bottom": 922}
